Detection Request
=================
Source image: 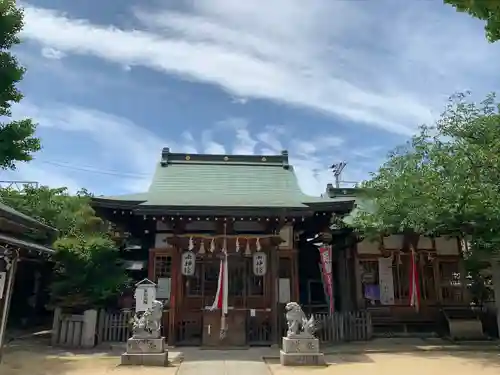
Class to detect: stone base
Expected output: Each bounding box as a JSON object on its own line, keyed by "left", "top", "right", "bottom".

{"left": 282, "top": 337, "right": 319, "bottom": 353}
{"left": 120, "top": 351, "right": 169, "bottom": 367}
{"left": 280, "top": 351, "right": 326, "bottom": 366}
{"left": 126, "top": 337, "right": 165, "bottom": 354}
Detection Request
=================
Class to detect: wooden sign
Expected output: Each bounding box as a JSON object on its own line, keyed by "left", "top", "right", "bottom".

{"left": 134, "top": 278, "right": 157, "bottom": 312}
{"left": 252, "top": 252, "right": 267, "bottom": 276}
{"left": 181, "top": 251, "right": 196, "bottom": 276}
{"left": 0, "top": 272, "right": 6, "bottom": 299}
{"left": 378, "top": 256, "right": 395, "bottom": 305}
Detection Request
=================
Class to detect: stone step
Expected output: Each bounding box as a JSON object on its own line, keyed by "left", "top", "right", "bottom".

{"left": 121, "top": 352, "right": 169, "bottom": 367}
{"left": 280, "top": 351, "right": 326, "bottom": 366}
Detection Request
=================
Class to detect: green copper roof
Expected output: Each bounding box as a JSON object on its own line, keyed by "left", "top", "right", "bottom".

{"left": 93, "top": 148, "right": 356, "bottom": 210}
{"left": 142, "top": 149, "right": 310, "bottom": 208}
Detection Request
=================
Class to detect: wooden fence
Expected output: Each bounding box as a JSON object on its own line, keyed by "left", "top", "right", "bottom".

{"left": 97, "top": 309, "right": 134, "bottom": 343}
{"left": 51, "top": 308, "right": 97, "bottom": 348}
{"left": 53, "top": 308, "right": 373, "bottom": 347}
{"left": 315, "top": 310, "right": 372, "bottom": 343}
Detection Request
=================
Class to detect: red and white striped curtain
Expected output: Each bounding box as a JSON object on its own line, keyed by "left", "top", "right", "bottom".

{"left": 409, "top": 247, "right": 420, "bottom": 312}
{"left": 210, "top": 245, "right": 228, "bottom": 338}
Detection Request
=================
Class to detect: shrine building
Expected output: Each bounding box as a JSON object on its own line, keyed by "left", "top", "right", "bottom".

{"left": 92, "top": 148, "right": 472, "bottom": 346}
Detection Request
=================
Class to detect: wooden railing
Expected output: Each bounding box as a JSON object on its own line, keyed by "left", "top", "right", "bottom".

{"left": 97, "top": 309, "right": 134, "bottom": 343}
{"left": 312, "top": 311, "right": 372, "bottom": 343}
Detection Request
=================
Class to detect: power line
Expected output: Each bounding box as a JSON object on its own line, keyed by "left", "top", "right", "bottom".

{"left": 38, "top": 160, "right": 150, "bottom": 178}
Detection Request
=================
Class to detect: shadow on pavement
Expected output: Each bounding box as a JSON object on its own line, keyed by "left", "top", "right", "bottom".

{"left": 401, "top": 350, "right": 500, "bottom": 368}
{"left": 1, "top": 351, "right": 76, "bottom": 375}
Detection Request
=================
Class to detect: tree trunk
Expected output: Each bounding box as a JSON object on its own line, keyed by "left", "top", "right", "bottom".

{"left": 491, "top": 259, "right": 500, "bottom": 334}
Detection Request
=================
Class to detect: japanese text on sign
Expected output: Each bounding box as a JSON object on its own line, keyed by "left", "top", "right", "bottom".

{"left": 253, "top": 251, "right": 267, "bottom": 276}
{"left": 181, "top": 251, "right": 196, "bottom": 276}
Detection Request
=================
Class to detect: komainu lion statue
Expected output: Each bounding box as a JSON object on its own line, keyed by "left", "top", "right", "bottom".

{"left": 285, "top": 302, "right": 317, "bottom": 338}
{"left": 132, "top": 300, "right": 164, "bottom": 338}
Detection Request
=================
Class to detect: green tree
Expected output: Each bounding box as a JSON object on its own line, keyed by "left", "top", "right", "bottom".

{"left": 349, "top": 92, "right": 500, "bottom": 328}
{"left": 0, "top": 0, "right": 40, "bottom": 169}
{"left": 445, "top": 0, "right": 500, "bottom": 42}
{"left": 0, "top": 185, "right": 130, "bottom": 309}
{"left": 0, "top": 185, "right": 105, "bottom": 237}
{"left": 51, "top": 236, "right": 130, "bottom": 310}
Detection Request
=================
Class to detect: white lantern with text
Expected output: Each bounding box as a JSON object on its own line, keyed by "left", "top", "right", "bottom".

{"left": 181, "top": 250, "right": 196, "bottom": 276}
{"left": 252, "top": 251, "right": 267, "bottom": 276}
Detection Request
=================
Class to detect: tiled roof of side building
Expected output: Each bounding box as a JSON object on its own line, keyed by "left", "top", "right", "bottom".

{"left": 0, "top": 201, "right": 57, "bottom": 235}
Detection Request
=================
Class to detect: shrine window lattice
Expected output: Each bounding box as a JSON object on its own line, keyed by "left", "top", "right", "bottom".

{"left": 184, "top": 258, "right": 264, "bottom": 297}
{"left": 154, "top": 255, "right": 172, "bottom": 280}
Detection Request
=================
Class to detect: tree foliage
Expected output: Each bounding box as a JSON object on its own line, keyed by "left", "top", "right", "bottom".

{"left": 0, "top": 0, "right": 40, "bottom": 169}
{"left": 445, "top": 0, "right": 500, "bottom": 42}
{"left": 51, "top": 236, "right": 130, "bottom": 310}
{"left": 351, "top": 92, "right": 500, "bottom": 260}
{"left": 0, "top": 185, "right": 130, "bottom": 309}
{"left": 0, "top": 186, "right": 105, "bottom": 237}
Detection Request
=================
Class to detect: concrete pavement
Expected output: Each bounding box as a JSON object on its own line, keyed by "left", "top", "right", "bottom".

{"left": 177, "top": 348, "right": 272, "bottom": 375}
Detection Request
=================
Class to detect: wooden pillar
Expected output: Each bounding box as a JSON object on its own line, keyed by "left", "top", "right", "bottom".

{"left": 170, "top": 247, "right": 181, "bottom": 345}
{"left": 353, "top": 249, "right": 364, "bottom": 309}
{"left": 0, "top": 251, "right": 19, "bottom": 363}
{"left": 271, "top": 246, "right": 279, "bottom": 345}
{"left": 336, "top": 246, "right": 353, "bottom": 311}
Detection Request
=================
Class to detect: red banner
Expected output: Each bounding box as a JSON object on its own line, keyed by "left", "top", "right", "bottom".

{"left": 319, "top": 246, "right": 334, "bottom": 314}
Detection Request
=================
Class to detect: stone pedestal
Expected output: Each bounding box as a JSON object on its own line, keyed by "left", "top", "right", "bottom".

{"left": 280, "top": 337, "right": 326, "bottom": 366}
{"left": 120, "top": 337, "right": 168, "bottom": 366}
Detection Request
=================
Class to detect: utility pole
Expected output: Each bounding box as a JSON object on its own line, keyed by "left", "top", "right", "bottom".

{"left": 329, "top": 162, "right": 347, "bottom": 188}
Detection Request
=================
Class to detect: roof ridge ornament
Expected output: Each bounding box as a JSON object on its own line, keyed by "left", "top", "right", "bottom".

{"left": 281, "top": 150, "right": 289, "bottom": 170}
{"left": 160, "top": 147, "right": 170, "bottom": 167}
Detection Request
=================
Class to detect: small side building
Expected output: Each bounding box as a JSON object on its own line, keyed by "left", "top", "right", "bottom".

{"left": 332, "top": 184, "right": 473, "bottom": 335}
{"left": 0, "top": 201, "right": 57, "bottom": 360}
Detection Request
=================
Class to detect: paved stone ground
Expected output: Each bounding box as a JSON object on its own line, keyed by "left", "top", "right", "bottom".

{"left": 3, "top": 338, "right": 500, "bottom": 375}
{"left": 177, "top": 348, "right": 272, "bottom": 375}
{"left": 266, "top": 351, "right": 500, "bottom": 375}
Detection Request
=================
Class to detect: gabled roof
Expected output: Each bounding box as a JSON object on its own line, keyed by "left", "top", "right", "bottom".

{"left": 0, "top": 201, "right": 58, "bottom": 236}
{"left": 0, "top": 232, "right": 54, "bottom": 255}
{"left": 92, "top": 148, "right": 356, "bottom": 213}
{"left": 135, "top": 278, "right": 156, "bottom": 287}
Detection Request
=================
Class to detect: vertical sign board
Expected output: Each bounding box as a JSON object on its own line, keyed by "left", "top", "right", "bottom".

{"left": 0, "top": 272, "right": 5, "bottom": 300}
{"left": 134, "top": 279, "right": 157, "bottom": 312}
{"left": 319, "top": 246, "right": 334, "bottom": 314}
{"left": 378, "top": 256, "right": 395, "bottom": 305}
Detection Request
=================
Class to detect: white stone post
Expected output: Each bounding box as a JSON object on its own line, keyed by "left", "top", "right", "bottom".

{"left": 81, "top": 309, "right": 98, "bottom": 348}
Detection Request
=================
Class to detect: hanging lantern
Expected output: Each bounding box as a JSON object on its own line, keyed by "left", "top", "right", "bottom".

{"left": 253, "top": 251, "right": 267, "bottom": 276}
{"left": 245, "top": 238, "right": 251, "bottom": 256}
{"left": 181, "top": 251, "right": 196, "bottom": 276}
{"left": 210, "top": 238, "right": 215, "bottom": 253}
{"left": 199, "top": 239, "right": 206, "bottom": 254}
{"left": 256, "top": 237, "right": 261, "bottom": 251}
{"left": 188, "top": 236, "right": 194, "bottom": 251}
{"left": 235, "top": 237, "right": 240, "bottom": 252}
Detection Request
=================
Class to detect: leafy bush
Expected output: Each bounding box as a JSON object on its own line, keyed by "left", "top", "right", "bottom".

{"left": 50, "top": 236, "right": 131, "bottom": 311}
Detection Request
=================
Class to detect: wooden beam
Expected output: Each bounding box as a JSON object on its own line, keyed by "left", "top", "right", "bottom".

{"left": 0, "top": 251, "right": 19, "bottom": 363}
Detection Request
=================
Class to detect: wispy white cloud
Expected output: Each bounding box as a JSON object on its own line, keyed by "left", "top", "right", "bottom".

{"left": 40, "top": 46, "right": 66, "bottom": 60}
{"left": 18, "top": 0, "right": 496, "bottom": 135}
{"left": 7, "top": 101, "right": 358, "bottom": 196}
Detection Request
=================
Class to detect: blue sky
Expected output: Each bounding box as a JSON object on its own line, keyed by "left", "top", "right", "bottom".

{"left": 4, "top": 0, "right": 500, "bottom": 196}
